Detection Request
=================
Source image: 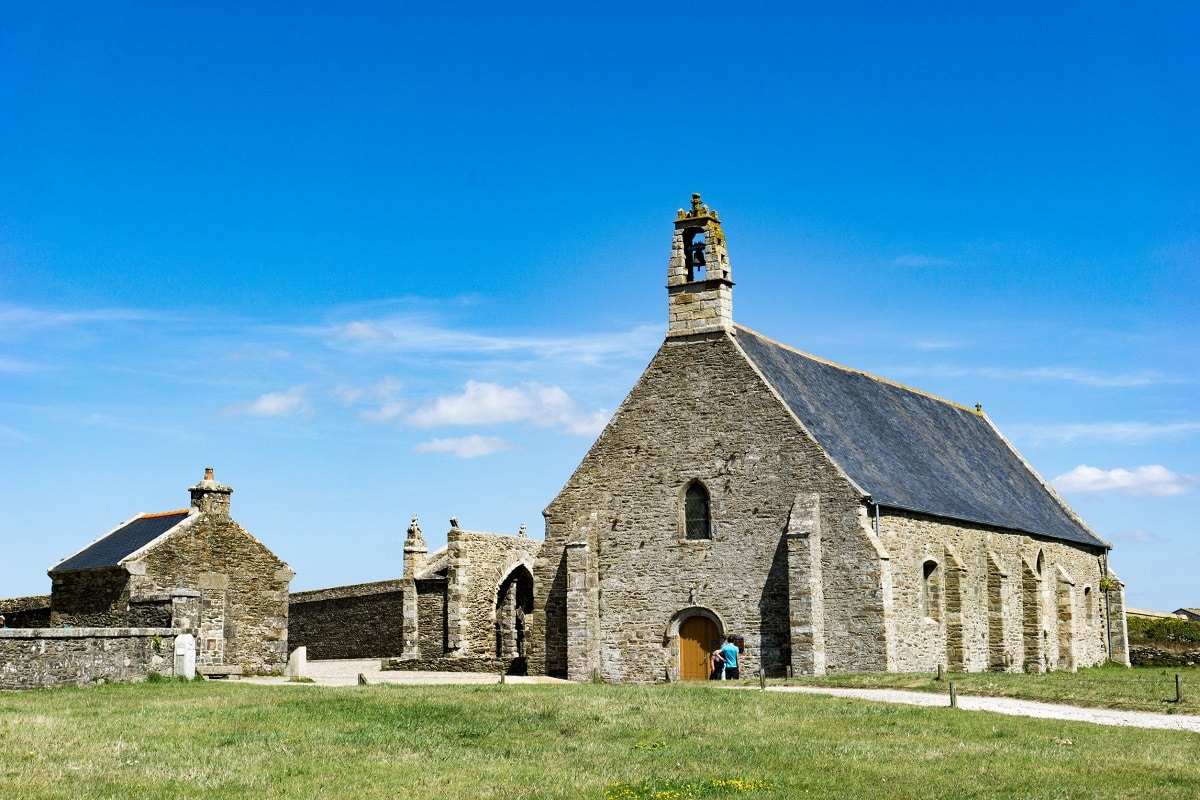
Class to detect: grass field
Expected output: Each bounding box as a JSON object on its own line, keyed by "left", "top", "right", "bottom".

{"left": 1, "top": 678, "right": 1197, "bottom": 800}
{"left": 787, "top": 663, "right": 1200, "bottom": 714}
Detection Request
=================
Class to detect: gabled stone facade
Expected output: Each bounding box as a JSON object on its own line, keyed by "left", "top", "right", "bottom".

{"left": 526, "top": 195, "right": 1129, "bottom": 683}
{"left": 48, "top": 469, "right": 293, "bottom": 674}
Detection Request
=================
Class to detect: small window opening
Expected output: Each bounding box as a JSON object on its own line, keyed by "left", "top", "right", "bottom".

{"left": 1036, "top": 550, "right": 1045, "bottom": 578}
{"left": 685, "top": 228, "right": 707, "bottom": 281}
{"left": 921, "top": 560, "right": 942, "bottom": 621}
{"left": 684, "top": 482, "right": 711, "bottom": 540}
{"left": 1084, "top": 586, "right": 1094, "bottom": 625}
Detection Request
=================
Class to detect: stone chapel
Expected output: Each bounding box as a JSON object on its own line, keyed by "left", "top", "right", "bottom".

{"left": 525, "top": 194, "right": 1130, "bottom": 683}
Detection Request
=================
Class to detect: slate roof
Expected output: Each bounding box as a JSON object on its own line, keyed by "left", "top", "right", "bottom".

{"left": 51, "top": 510, "right": 191, "bottom": 573}
{"left": 734, "top": 326, "right": 1105, "bottom": 548}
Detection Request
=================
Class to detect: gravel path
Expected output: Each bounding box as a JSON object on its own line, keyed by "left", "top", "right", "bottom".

{"left": 240, "top": 661, "right": 1198, "bottom": 733}
{"left": 769, "top": 685, "right": 1200, "bottom": 733}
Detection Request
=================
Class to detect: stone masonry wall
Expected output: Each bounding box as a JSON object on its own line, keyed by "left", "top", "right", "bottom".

{"left": 443, "top": 530, "right": 540, "bottom": 658}
{"left": 51, "top": 567, "right": 131, "bottom": 627}
{"left": 0, "top": 594, "right": 52, "bottom": 628}
{"left": 133, "top": 513, "right": 292, "bottom": 674}
{"left": 289, "top": 580, "right": 405, "bottom": 659}
{"left": 0, "top": 628, "right": 180, "bottom": 690}
{"left": 533, "top": 332, "right": 887, "bottom": 683}
{"left": 881, "top": 509, "right": 1119, "bottom": 673}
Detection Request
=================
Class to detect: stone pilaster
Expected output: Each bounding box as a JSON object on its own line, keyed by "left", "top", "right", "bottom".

{"left": 445, "top": 531, "right": 471, "bottom": 655}
{"left": 785, "top": 493, "right": 826, "bottom": 675}
{"left": 401, "top": 515, "right": 426, "bottom": 658}
{"left": 565, "top": 541, "right": 599, "bottom": 682}
{"left": 1105, "top": 574, "right": 1130, "bottom": 666}
{"left": 196, "top": 572, "right": 228, "bottom": 666}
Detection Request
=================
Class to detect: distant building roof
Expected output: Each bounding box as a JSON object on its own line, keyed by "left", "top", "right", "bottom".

{"left": 50, "top": 510, "right": 190, "bottom": 573}
{"left": 1174, "top": 608, "right": 1200, "bottom": 621}
{"left": 735, "top": 326, "right": 1106, "bottom": 549}
{"left": 1127, "top": 607, "right": 1187, "bottom": 620}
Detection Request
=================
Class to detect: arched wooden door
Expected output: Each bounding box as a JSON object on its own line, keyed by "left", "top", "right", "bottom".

{"left": 679, "top": 616, "right": 720, "bottom": 680}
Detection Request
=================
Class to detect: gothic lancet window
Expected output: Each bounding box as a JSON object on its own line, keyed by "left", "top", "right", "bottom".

{"left": 684, "top": 481, "right": 711, "bottom": 540}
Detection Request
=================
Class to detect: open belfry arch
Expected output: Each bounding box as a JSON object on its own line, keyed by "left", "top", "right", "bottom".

{"left": 525, "top": 194, "right": 1129, "bottom": 683}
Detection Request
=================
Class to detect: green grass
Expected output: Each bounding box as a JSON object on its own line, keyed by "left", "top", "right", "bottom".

{"left": 785, "top": 663, "right": 1200, "bottom": 714}
{"left": 0, "top": 680, "right": 1197, "bottom": 799}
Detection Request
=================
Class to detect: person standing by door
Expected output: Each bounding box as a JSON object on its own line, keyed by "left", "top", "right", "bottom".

{"left": 718, "top": 635, "right": 740, "bottom": 680}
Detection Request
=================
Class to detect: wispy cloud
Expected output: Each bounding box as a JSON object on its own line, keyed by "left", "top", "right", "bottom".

{"left": 414, "top": 434, "right": 511, "bottom": 458}
{"left": 1107, "top": 529, "right": 1165, "bottom": 544}
{"left": 407, "top": 380, "right": 609, "bottom": 436}
{"left": 0, "top": 306, "right": 154, "bottom": 334}
{"left": 0, "top": 356, "right": 44, "bottom": 372}
{"left": 352, "top": 378, "right": 406, "bottom": 423}
{"left": 1011, "top": 421, "right": 1200, "bottom": 445}
{"left": 1051, "top": 464, "right": 1200, "bottom": 497}
{"left": 0, "top": 424, "right": 30, "bottom": 443}
{"left": 220, "top": 386, "right": 310, "bottom": 418}
{"left": 326, "top": 315, "right": 660, "bottom": 365}
{"left": 891, "top": 255, "right": 953, "bottom": 268}
{"left": 910, "top": 364, "right": 1186, "bottom": 388}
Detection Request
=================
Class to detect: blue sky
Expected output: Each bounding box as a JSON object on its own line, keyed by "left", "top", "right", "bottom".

{"left": 2, "top": 3, "right": 1196, "bottom": 611}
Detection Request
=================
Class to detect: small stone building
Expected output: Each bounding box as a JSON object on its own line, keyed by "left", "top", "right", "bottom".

{"left": 48, "top": 469, "right": 293, "bottom": 674}
{"left": 526, "top": 195, "right": 1129, "bottom": 683}
{"left": 290, "top": 516, "right": 539, "bottom": 673}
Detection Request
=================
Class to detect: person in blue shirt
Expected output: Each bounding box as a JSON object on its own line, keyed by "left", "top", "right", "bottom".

{"left": 718, "top": 635, "right": 740, "bottom": 680}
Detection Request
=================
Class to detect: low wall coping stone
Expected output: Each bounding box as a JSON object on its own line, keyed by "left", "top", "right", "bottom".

{"left": 0, "top": 627, "right": 180, "bottom": 639}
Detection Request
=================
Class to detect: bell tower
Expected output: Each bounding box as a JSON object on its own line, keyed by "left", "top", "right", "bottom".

{"left": 667, "top": 193, "right": 733, "bottom": 337}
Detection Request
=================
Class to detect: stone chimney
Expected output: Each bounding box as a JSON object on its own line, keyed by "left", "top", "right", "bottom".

{"left": 667, "top": 193, "right": 734, "bottom": 337}
{"left": 189, "top": 467, "right": 233, "bottom": 516}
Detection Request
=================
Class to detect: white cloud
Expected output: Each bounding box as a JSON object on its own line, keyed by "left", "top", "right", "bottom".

{"left": 1051, "top": 464, "right": 1200, "bottom": 497}
{"left": 1012, "top": 421, "right": 1200, "bottom": 446}
{"left": 221, "top": 386, "right": 309, "bottom": 418}
{"left": 407, "top": 380, "right": 609, "bottom": 436}
{"left": 414, "top": 435, "right": 511, "bottom": 458}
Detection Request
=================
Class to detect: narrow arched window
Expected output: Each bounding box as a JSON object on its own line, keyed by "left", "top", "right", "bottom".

{"left": 1036, "top": 550, "right": 1045, "bottom": 578}
{"left": 684, "top": 482, "right": 711, "bottom": 540}
{"left": 1084, "top": 586, "right": 1094, "bottom": 625}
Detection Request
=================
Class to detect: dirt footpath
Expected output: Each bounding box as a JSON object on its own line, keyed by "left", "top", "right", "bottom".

{"left": 768, "top": 685, "right": 1200, "bottom": 733}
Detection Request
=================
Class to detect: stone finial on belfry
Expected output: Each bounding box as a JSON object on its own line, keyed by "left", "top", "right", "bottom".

{"left": 450, "top": 517, "right": 460, "bottom": 530}
{"left": 518, "top": 523, "right": 527, "bottom": 538}
{"left": 406, "top": 514, "right": 424, "bottom": 543}
{"left": 975, "top": 403, "right": 983, "bottom": 416}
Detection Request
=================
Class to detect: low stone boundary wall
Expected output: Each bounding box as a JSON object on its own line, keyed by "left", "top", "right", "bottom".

{"left": 0, "top": 628, "right": 182, "bottom": 690}
{"left": 1130, "top": 644, "right": 1200, "bottom": 667}
{"left": 289, "top": 580, "right": 405, "bottom": 660}
{"left": 382, "top": 655, "right": 526, "bottom": 675}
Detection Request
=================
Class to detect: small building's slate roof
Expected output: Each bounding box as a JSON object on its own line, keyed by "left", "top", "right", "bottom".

{"left": 51, "top": 511, "right": 190, "bottom": 573}
{"left": 734, "top": 326, "right": 1105, "bottom": 548}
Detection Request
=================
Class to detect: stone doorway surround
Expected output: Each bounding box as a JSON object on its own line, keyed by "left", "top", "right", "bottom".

{"left": 667, "top": 606, "right": 725, "bottom": 681}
